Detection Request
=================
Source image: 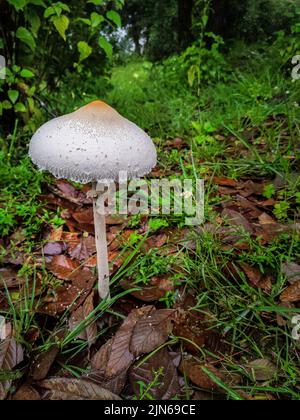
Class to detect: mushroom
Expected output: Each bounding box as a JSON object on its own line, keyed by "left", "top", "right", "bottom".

{"left": 29, "top": 100, "right": 157, "bottom": 299}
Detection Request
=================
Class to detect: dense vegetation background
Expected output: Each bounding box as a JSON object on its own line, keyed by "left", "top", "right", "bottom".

{"left": 0, "top": 0, "right": 300, "bottom": 400}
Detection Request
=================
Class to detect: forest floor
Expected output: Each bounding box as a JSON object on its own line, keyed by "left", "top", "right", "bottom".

{"left": 0, "top": 58, "right": 300, "bottom": 400}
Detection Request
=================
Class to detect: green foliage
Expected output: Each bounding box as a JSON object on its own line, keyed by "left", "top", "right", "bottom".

{"left": 0, "top": 0, "right": 122, "bottom": 135}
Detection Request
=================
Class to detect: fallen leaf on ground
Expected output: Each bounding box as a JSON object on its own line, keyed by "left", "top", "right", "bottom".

{"left": 67, "top": 235, "right": 96, "bottom": 261}
{"left": 120, "top": 276, "right": 175, "bottom": 302}
{"left": 130, "top": 309, "right": 175, "bottom": 356}
{"left": 0, "top": 323, "right": 24, "bottom": 400}
{"left": 173, "top": 309, "right": 221, "bottom": 354}
{"left": 179, "top": 357, "right": 223, "bottom": 391}
{"left": 12, "top": 385, "right": 40, "bottom": 400}
{"left": 222, "top": 209, "right": 254, "bottom": 234}
{"left": 280, "top": 281, "right": 300, "bottom": 303}
{"left": 29, "top": 331, "right": 65, "bottom": 381}
{"left": 40, "top": 378, "right": 121, "bottom": 400}
{"left": 46, "top": 255, "right": 79, "bottom": 280}
{"left": 92, "top": 307, "right": 153, "bottom": 378}
{"left": 238, "top": 263, "right": 263, "bottom": 286}
{"left": 0, "top": 268, "right": 25, "bottom": 289}
{"left": 246, "top": 359, "right": 277, "bottom": 381}
{"left": 40, "top": 267, "right": 95, "bottom": 316}
{"left": 281, "top": 262, "right": 300, "bottom": 284}
{"left": 50, "top": 180, "right": 91, "bottom": 205}
{"left": 130, "top": 348, "right": 180, "bottom": 400}
{"left": 69, "top": 291, "right": 97, "bottom": 347}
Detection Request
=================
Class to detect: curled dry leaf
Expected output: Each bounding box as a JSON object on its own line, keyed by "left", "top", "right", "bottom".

{"left": 280, "top": 280, "right": 300, "bottom": 303}
{"left": 179, "top": 357, "right": 223, "bottom": 391}
{"left": 0, "top": 323, "right": 24, "bottom": 400}
{"left": 238, "top": 262, "right": 263, "bottom": 287}
{"left": 40, "top": 378, "right": 121, "bottom": 400}
{"left": 130, "top": 348, "right": 180, "bottom": 400}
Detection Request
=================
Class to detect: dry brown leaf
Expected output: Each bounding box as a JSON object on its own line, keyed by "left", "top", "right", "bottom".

{"left": 281, "top": 262, "right": 300, "bottom": 284}
{"left": 67, "top": 235, "right": 96, "bottom": 261}
{"left": 72, "top": 207, "right": 94, "bottom": 225}
{"left": 130, "top": 309, "right": 175, "bottom": 356}
{"left": 50, "top": 180, "right": 91, "bottom": 205}
{"left": 173, "top": 309, "right": 221, "bottom": 354}
{"left": 40, "top": 267, "right": 95, "bottom": 316}
{"left": 222, "top": 209, "right": 254, "bottom": 234}
{"left": 12, "top": 385, "right": 40, "bottom": 400}
{"left": 120, "top": 276, "right": 175, "bottom": 302}
{"left": 0, "top": 323, "right": 24, "bottom": 400}
{"left": 130, "top": 348, "right": 180, "bottom": 399}
{"left": 92, "top": 306, "right": 153, "bottom": 379}
{"left": 247, "top": 359, "right": 277, "bottom": 381}
{"left": 179, "top": 357, "right": 223, "bottom": 391}
{"left": 69, "top": 291, "right": 97, "bottom": 347}
{"left": 280, "top": 280, "right": 300, "bottom": 303}
{"left": 238, "top": 262, "right": 263, "bottom": 286}
{"left": 30, "top": 331, "right": 64, "bottom": 381}
{"left": 0, "top": 268, "right": 25, "bottom": 289}
{"left": 46, "top": 255, "right": 79, "bottom": 280}
{"left": 40, "top": 378, "right": 121, "bottom": 400}
{"left": 213, "top": 177, "right": 238, "bottom": 188}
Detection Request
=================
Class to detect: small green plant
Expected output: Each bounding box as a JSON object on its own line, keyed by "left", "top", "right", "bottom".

{"left": 263, "top": 184, "right": 276, "bottom": 199}
{"left": 274, "top": 201, "right": 290, "bottom": 220}
{"left": 134, "top": 367, "right": 164, "bottom": 400}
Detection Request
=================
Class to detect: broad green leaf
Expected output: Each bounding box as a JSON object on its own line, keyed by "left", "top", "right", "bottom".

{"left": 78, "top": 41, "right": 92, "bottom": 62}
{"left": 45, "top": 3, "right": 70, "bottom": 18}
{"left": 7, "top": 0, "right": 26, "bottom": 11}
{"left": 88, "top": 0, "right": 104, "bottom": 5}
{"left": 51, "top": 15, "right": 69, "bottom": 41}
{"left": 26, "top": 10, "right": 41, "bottom": 37}
{"left": 56, "top": 2, "right": 70, "bottom": 13}
{"left": 44, "top": 6, "right": 56, "bottom": 18}
{"left": 78, "top": 18, "right": 91, "bottom": 26}
{"left": 15, "top": 103, "right": 27, "bottom": 113}
{"left": 106, "top": 10, "right": 121, "bottom": 27}
{"left": 20, "top": 69, "right": 35, "bottom": 78}
{"left": 90, "top": 12, "right": 104, "bottom": 28}
{"left": 98, "top": 36, "right": 113, "bottom": 60}
{"left": 8, "top": 90, "right": 19, "bottom": 104}
{"left": 16, "top": 27, "right": 36, "bottom": 51}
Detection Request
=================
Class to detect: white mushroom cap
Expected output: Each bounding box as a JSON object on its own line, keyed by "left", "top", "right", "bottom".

{"left": 29, "top": 100, "right": 157, "bottom": 184}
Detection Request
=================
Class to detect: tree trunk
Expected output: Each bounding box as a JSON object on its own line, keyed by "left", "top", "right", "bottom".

{"left": 177, "top": 0, "right": 194, "bottom": 50}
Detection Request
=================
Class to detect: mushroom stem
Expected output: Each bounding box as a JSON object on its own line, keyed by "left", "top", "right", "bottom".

{"left": 92, "top": 182, "right": 110, "bottom": 300}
